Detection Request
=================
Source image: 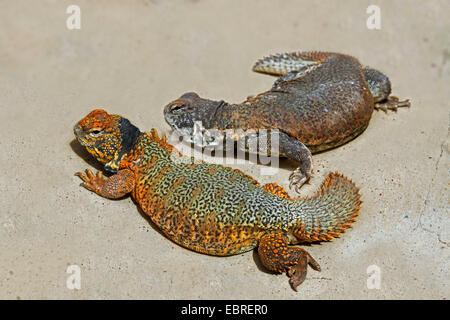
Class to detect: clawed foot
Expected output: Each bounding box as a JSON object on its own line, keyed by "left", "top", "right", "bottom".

{"left": 75, "top": 169, "right": 106, "bottom": 193}
{"left": 287, "top": 250, "right": 321, "bottom": 291}
{"left": 289, "top": 168, "right": 312, "bottom": 193}
{"left": 375, "top": 96, "right": 411, "bottom": 112}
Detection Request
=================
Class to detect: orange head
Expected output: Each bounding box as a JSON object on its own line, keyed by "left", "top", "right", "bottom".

{"left": 74, "top": 109, "right": 141, "bottom": 173}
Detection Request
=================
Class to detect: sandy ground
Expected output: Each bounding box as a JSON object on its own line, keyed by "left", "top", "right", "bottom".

{"left": 0, "top": 0, "right": 448, "bottom": 299}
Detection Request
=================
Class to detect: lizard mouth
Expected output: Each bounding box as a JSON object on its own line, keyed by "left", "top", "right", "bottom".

{"left": 77, "top": 137, "right": 90, "bottom": 147}
{"left": 73, "top": 124, "right": 90, "bottom": 147}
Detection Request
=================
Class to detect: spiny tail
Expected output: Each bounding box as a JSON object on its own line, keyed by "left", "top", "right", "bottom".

{"left": 292, "top": 172, "right": 362, "bottom": 242}
{"left": 252, "top": 51, "right": 332, "bottom": 76}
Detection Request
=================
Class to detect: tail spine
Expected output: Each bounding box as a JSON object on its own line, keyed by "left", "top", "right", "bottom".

{"left": 292, "top": 172, "right": 362, "bottom": 242}
{"left": 252, "top": 51, "right": 331, "bottom": 76}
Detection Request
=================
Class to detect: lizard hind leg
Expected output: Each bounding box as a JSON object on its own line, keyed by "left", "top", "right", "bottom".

{"left": 257, "top": 233, "right": 321, "bottom": 291}
{"left": 374, "top": 96, "right": 411, "bottom": 112}
{"left": 263, "top": 182, "right": 290, "bottom": 199}
{"left": 363, "top": 67, "right": 410, "bottom": 112}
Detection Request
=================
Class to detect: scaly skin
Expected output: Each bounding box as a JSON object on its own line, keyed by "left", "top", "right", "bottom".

{"left": 74, "top": 109, "right": 362, "bottom": 290}
{"left": 164, "top": 51, "right": 410, "bottom": 192}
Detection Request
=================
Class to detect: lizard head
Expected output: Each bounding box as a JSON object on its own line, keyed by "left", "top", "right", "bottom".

{"left": 163, "top": 92, "right": 226, "bottom": 147}
{"left": 74, "top": 109, "right": 141, "bottom": 173}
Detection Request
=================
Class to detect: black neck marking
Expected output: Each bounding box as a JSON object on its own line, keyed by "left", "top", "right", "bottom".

{"left": 104, "top": 117, "right": 141, "bottom": 174}
{"left": 118, "top": 117, "right": 141, "bottom": 155}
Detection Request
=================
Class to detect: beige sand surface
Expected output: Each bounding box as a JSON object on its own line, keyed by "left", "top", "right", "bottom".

{"left": 0, "top": 0, "right": 448, "bottom": 299}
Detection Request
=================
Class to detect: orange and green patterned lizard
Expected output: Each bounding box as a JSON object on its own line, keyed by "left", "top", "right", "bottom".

{"left": 74, "top": 109, "right": 362, "bottom": 290}
{"left": 164, "top": 51, "right": 410, "bottom": 193}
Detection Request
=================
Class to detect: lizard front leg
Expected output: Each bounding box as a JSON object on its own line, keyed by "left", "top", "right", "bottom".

{"left": 75, "top": 168, "right": 135, "bottom": 199}
{"left": 258, "top": 233, "right": 321, "bottom": 291}
{"left": 236, "top": 131, "right": 312, "bottom": 193}
{"left": 277, "top": 132, "right": 313, "bottom": 193}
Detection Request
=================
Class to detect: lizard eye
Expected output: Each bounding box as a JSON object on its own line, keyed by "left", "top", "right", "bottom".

{"left": 89, "top": 129, "right": 103, "bottom": 137}
{"left": 170, "top": 103, "right": 186, "bottom": 113}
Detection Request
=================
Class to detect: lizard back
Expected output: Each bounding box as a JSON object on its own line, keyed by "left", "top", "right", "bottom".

{"left": 130, "top": 130, "right": 361, "bottom": 256}
{"left": 216, "top": 53, "right": 375, "bottom": 152}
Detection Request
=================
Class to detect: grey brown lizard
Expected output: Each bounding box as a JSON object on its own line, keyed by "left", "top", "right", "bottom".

{"left": 164, "top": 51, "right": 410, "bottom": 192}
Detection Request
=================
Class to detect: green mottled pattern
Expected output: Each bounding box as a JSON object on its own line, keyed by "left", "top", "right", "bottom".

{"left": 130, "top": 133, "right": 360, "bottom": 255}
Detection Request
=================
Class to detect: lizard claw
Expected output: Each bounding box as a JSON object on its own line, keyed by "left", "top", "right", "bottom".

{"left": 287, "top": 250, "right": 321, "bottom": 291}
{"left": 374, "top": 96, "right": 411, "bottom": 112}
{"left": 289, "top": 168, "right": 311, "bottom": 193}
{"left": 288, "top": 255, "right": 308, "bottom": 291}
{"left": 75, "top": 169, "right": 106, "bottom": 193}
